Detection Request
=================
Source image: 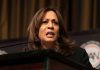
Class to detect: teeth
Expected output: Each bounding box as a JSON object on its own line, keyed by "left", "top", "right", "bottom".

{"left": 46, "top": 32, "right": 54, "bottom": 35}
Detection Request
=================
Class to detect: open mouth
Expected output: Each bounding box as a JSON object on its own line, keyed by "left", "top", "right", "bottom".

{"left": 46, "top": 32, "right": 55, "bottom": 37}
{"left": 46, "top": 32, "right": 54, "bottom": 35}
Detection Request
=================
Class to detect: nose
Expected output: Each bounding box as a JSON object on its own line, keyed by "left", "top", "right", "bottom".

{"left": 47, "top": 21, "right": 54, "bottom": 29}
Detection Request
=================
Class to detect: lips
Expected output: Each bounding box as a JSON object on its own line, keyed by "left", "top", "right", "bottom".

{"left": 46, "top": 32, "right": 55, "bottom": 35}
{"left": 46, "top": 32, "right": 55, "bottom": 37}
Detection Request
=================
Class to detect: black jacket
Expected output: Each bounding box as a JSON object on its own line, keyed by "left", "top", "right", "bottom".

{"left": 68, "top": 47, "right": 92, "bottom": 67}
{"left": 67, "top": 47, "right": 95, "bottom": 69}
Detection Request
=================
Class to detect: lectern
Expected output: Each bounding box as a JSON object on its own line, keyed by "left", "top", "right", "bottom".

{"left": 0, "top": 50, "right": 93, "bottom": 70}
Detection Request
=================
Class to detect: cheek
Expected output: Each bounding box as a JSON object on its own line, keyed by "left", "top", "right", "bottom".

{"left": 55, "top": 27, "right": 59, "bottom": 37}
{"left": 38, "top": 28, "right": 42, "bottom": 39}
{"left": 38, "top": 26, "right": 45, "bottom": 39}
{"left": 57, "top": 31, "right": 59, "bottom": 37}
{"left": 56, "top": 26, "right": 59, "bottom": 33}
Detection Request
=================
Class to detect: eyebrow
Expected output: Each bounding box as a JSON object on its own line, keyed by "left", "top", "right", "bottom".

{"left": 51, "top": 19, "right": 58, "bottom": 22}
{"left": 42, "top": 18, "right": 58, "bottom": 21}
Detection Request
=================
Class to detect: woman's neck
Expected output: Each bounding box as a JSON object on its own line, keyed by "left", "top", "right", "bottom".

{"left": 40, "top": 41, "right": 59, "bottom": 52}
{"left": 41, "top": 42, "right": 55, "bottom": 49}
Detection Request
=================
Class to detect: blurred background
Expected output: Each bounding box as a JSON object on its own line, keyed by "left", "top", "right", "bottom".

{"left": 0, "top": 0, "right": 100, "bottom": 40}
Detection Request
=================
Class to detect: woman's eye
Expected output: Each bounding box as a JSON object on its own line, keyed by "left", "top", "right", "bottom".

{"left": 42, "top": 21, "right": 48, "bottom": 23}
{"left": 52, "top": 20, "right": 58, "bottom": 25}
{"left": 54, "top": 21, "right": 58, "bottom": 24}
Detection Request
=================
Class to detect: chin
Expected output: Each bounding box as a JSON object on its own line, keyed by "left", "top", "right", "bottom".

{"left": 45, "top": 39, "right": 56, "bottom": 42}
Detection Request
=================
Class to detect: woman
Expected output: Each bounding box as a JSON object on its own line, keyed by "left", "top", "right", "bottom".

{"left": 26, "top": 7, "right": 94, "bottom": 69}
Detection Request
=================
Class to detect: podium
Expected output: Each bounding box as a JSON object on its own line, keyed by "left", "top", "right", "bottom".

{"left": 0, "top": 50, "right": 93, "bottom": 70}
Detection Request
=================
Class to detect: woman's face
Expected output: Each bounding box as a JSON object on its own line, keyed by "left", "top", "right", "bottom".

{"left": 38, "top": 11, "right": 59, "bottom": 43}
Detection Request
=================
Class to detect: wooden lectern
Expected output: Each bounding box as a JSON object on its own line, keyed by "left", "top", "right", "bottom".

{"left": 0, "top": 50, "right": 93, "bottom": 70}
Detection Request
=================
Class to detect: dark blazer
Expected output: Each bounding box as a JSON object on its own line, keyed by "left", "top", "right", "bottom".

{"left": 68, "top": 47, "right": 93, "bottom": 68}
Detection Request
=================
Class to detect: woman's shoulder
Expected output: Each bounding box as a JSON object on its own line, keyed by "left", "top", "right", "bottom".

{"left": 69, "top": 46, "right": 87, "bottom": 58}
{"left": 68, "top": 46, "right": 93, "bottom": 67}
{"left": 74, "top": 46, "right": 91, "bottom": 59}
{"left": 74, "top": 46, "right": 86, "bottom": 54}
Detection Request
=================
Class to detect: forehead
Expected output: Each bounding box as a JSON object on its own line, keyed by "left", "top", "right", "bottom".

{"left": 45, "top": 10, "right": 56, "bottom": 14}
{"left": 43, "top": 11, "right": 58, "bottom": 19}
